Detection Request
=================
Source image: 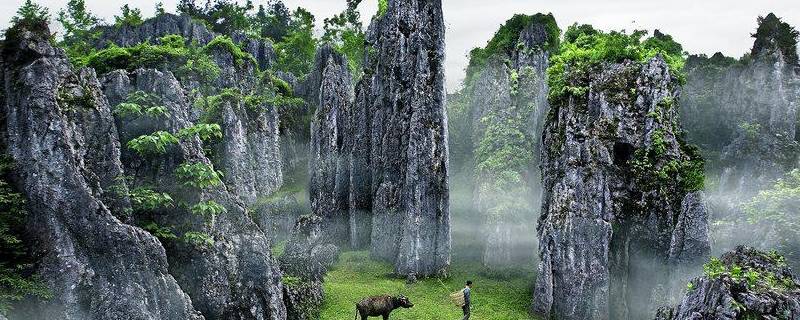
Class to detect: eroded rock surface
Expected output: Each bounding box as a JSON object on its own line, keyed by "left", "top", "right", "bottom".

{"left": 362, "top": 0, "right": 451, "bottom": 278}
{"left": 534, "top": 57, "right": 710, "bottom": 320}
{"left": 656, "top": 246, "right": 800, "bottom": 320}
{"left": 308, "top": 44, "right": 353, "bottom": 247}
{"left": 0, "top": 24, "right": 202, "bottom": 320}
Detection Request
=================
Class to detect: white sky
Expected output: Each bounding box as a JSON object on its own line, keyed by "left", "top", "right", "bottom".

{"left": 1, "top": 0, "right": 798, "bottom": 92}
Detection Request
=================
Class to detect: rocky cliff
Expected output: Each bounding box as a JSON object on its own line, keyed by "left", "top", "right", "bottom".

{"left": 680, "top": 13, "right": 800, "bottom": 265}
{"left": 0, "top": 24, "right": 202, "bottom": 320}
{"left": 361, "top": 0, "right": 450, "bottom": 278}
{"left": 656, "top": 246, "right": 800, "bottom": 320}
{"left": 305, "top": 0, "right": 451, "bottom": 278}
{"left": 102, "top": 68, "right": 286, "bottom": 320}
{"left": 1, "top": 15, "right": 292, "bottom": 319}
{"left": 682, "top": 41, "right": 799, "bottom": 199}
{"left": 308, "top": 45, "right": 353, "bottom": 247}
{"left": 450, "top": 14, "right": 556, "bottom": 269}
{"left": 93, "top": 13, "right": 283, "bottom": 206}
{"left": 533, "top": 54, "right": 710, "bottom": 319}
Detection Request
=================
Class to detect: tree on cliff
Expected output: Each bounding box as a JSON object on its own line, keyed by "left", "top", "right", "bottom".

{"left": 751, "top": 13, "right": 799, "bottom": 64}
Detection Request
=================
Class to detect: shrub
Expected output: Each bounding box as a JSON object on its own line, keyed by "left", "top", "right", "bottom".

{"left": 177, "top": 123, "right": 222, "bottom": 142}
{"left": 270, "top": 74, "right": 293, "bottom": 96}
{"left": 465, "top": 13, "right": 560, "bottom": 83}
{"left": 178, "top": 54, "right": 221, "bottom": 83}
{"left": 751, "top": 13, "right": 799, "bottom": 65}
{"left": 114, "top": 4, "right": 143, "bottom": 28}
{"left": 377, "top": 0, "right": 388, "bottom": 17}
{"left": 183, "top": 231, "right": 214, "bottom": 247}
{"left": 142, "top": 222, "right": 177, "bottom": 241}
{"left": 144, "top": 106, "right": 169, "bottom": 118}
{"left": 0, "top": 156, "right": 51, "bottom": 314}
{"left": 113, "top": 102, "right": 142, "bottom": 118}
{"left": 86, "top": 45, "right": 132, "bottom": 74}
{"left": 204, "top": 35, "right": 258, "bottom": 67}
{"left": 126, "top": 131, "right": 179, "bottom": 156}
{"left": 129, "top": 187, "right": 174, "bottom": 211}
{"left": 175, "top": 162, "right": 224, "bottom": 189}
{"left": 6, "top": 0, "right": 50, "bottom": 40}
{"left": 190, "top": 200, "right": 227, "bottom": 219}
{"left": 547, "top": 26, "right": 686, "bottom": 107}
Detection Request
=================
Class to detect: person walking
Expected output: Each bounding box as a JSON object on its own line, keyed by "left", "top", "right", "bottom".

{"left": 462, "top": 280, "right": 472, "bottom": 320}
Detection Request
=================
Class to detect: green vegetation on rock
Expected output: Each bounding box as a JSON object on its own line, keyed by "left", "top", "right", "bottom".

{"left": 0, "top": 157, "right": 51, "bottom": 315}
{"left": 742, "top": 169, "right": 800, "bottom": 264}
{"left": 547, "top": 24, "right": 686, "bottom": 107}
{"left": 751, "top": 13, "right": 799, "bottom": 64}
{"left": 466, "top": 13, "right": 560, "bottom": 83}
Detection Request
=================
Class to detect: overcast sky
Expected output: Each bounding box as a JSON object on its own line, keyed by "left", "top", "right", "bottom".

{"left": 1, "top": 0, "right": 798, "bottom": 91}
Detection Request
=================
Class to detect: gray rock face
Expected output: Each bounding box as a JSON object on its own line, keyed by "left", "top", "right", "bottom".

{"left": 682, "top": 51, "right": 799, "bottom": 198}
{"left": 656, "top": 246, "right": 800, "bottom": 320}
{"left": 215, "top": 88, "right": 283, "bottom": 205}
{"left": 280, "top": 215, "right": 339, "bottom": 282}
{"left": 93, "top": 13, "right": 275, "bottom": 69}
{"left": 94, "top": 14, "right": 283, "bottom": 206}
{"left": 279, "top": 215, "right": 338, "bottom": 320}
{"left": 102, "top": 68, "right": 287, "bottom": 320}
{"left": 0, "top": 26, "right": 201, "bottom": 320}
{"left": 362, "top": 0, "right": 451, "bottom": 278}
{"left": 301, "top": 0, "right": 450, "bottom": 276}
{"left": 308, "top": 44, "right": 353, "bottom": 247}
{"left": 534, "top": 57, "right": 710, "bottom": 320}
{"left": 459, "top": 18, "right": 553, "bottom": 269}
{"left": 252, "top": 194, "right": 308, "bottom": 245}
{"left": 669, "top": 192, "right": 711, "bottom": 265}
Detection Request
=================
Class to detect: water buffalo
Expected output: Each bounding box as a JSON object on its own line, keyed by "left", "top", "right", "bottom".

{"left": 354, "top": 294, "right": 414, "bottom": 319}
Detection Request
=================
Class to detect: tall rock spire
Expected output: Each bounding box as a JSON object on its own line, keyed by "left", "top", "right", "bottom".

{"left": 534, "top": 53, "right": 710, "bottom": 319}
{"left": 359, "top": 0, "right": 451, "bottom": 278}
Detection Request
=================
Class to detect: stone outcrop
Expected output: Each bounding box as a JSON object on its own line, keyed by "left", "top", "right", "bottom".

{"left": 93, "top": 13, "right": 275, "bottom": 70}
{"left": 533, "top": 57, "right": 710, "bottom": 320}
{"left": 361, "top": 0, "right": 450, "bottom": 278}
{"left": 0, "top": 25, "right": 201, "bottom": 320}
{"left": 102, "top": 67, "right": 287, "bottom": 320}
{"left": 656, "top": 246, "right": 800, "bottom": 320}
{"left": 303, "top": 0, "right": 451, "bottom": 277}
{"left": 308, "top": 44, "right": 353, "bottom": 247}
{"left": 279, "top": 215, "right": 339, "bottom": 320}
{"left": 94, "top": 13, "right": 283, "bottom": 206}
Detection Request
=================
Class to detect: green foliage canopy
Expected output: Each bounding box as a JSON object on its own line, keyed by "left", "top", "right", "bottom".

{"left": 751, "top": 13, "right": 799, "bottom": 65}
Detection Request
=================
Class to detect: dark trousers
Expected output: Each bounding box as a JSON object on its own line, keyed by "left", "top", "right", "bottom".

{"left": 462, "top": 304, "right": 470, "bottom": 320}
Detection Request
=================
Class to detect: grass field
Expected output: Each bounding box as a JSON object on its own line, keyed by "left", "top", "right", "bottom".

{"left": 320, "top": 251, "right": 537, "bottom": 320}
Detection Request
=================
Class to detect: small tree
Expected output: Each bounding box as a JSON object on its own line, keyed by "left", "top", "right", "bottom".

{"left": 7, "top": 0, "right": 50, "bottom": 38}
{"left": 57, "top": 0, "right": 100, "bottom": 64}
{"left": 114, "top": 4, "right": 144, "bottom": 28}
{"left": 322, "top": 0, "right": 365, "bottom": 77}
{"left": 274, "top": 8, "right": 317, "bottom": 76}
